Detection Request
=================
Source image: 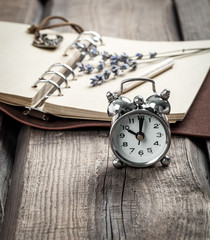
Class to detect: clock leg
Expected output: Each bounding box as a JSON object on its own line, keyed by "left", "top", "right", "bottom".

{"left": 113, "top": 158, "right": 126, "bottom": 169}
{"left": 161, "top": 156, "right": 171, "bottom": 166}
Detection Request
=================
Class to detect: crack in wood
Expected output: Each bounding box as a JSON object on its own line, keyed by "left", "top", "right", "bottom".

{"left": 0, "top": 199, "right": 4, "bottom": 223}
{"left": 38, "top": 0, "right": 53, "bottom": 21}
{"left": 102, "top": 145, "right": 110, "bottom": 239}
{"left": 109, "top": 208, "right": 114, "bottom": 240}
{"left": 120, "top": 167, "right": 127, "bottom": 239}
{"left": 171, "top": 0, "right": 184, "bottom": 40}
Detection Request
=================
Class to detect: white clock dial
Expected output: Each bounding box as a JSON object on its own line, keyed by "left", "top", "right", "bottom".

{"left": 110, "top": 110, "right": 170, "bottom": 167}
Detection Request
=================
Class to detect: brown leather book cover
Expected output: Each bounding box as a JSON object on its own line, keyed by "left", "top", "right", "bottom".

{"left": 0, "top": 70, "right": 209, "bottom": 137}
{"left": 0, "top": 103, "right": 110, "bottom": 130}
{"left": 170, "top": 70, "right": 210, "bottom": 138}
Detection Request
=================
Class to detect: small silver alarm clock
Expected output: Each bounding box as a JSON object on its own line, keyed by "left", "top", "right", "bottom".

{"left": 106, "top": 78, "right": 171, "bottom": 168}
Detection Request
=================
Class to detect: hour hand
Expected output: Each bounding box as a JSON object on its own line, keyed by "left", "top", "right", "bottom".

{"left": 126, "top": 128, "right": 137, "bottom": 136}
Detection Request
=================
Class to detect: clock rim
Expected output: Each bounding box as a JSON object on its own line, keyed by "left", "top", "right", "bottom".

{"left": 109, "top": 109, "right": 171, "bottom": 167}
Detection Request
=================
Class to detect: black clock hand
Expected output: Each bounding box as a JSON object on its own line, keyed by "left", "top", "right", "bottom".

{"left": 126, "top": 128, "right": 137, "bottom": 136}
{"left": 126, "top": 128, "right": 144, "bottom": 145}
{"left": 139, "top": 116, "right": 144, "bottom": 133}
{"left": 138, "top": 116, "right": 145, "bottom": 145}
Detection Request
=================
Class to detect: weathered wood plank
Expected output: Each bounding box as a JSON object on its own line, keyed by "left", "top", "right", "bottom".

{"left": 1, "top": 131, "right": 210, "bottom": 239}
{"left": 174, "top": 0, "right": 210, "bottom": 40}
{"left": 0, "top": 0, "right": 43, "bottom": 231}
{"left": 1, "top": 129, "right": 110, "bottom": 239}
{"left": 0, "top": 0, "right": 210, "bottom": 239}
{"left": 50, "top": 0, "right": 180, "bottom": 40}
{"left": 207, "top": 140, "right": 210, "bottom": 158}
{"left": 0, "top": 126, "right": 32, "bottom": 239}
{"left": 174, "top": 0, "right": 210, "bottom": 199}
{"left": 0, "top": 115, "right": 20, "bottom": 225}
{"left": 0, "top": 0, "right": 43, "bottom": 24}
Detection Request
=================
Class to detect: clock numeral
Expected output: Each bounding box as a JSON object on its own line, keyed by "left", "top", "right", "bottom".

{"left": 138, "top": 150, "right": 144, "bottom": 156}
{"left": 138, "top": 115, "right": 145, "bottom": 120}
{"left": 119, "top": 133, "right": 125, "bottom": 138}
{"left": 122, "top": 142, "right": 128, "bottom": 147}
{"left": 129, "top": 148, "right": 135, "bottom": 154}
{"left": 128, "top": 118, "right": 135, "bottom": 124}
{"left": 156, "top": 132, "right": 163, "bottom": 138}
{"left": 154, "top": 141, "right": 160, "bottom": 146}
{"left": 154, "top": 123, "right": 160, "bottom": 129}
{"left": 147, "top": 148, "right": 153, "bottom": 154}
{"left": 121, "top": 125, "right": 130, "bottom": 130}
{"left": 148, "top": 117, "right": 152, "bottom": 123}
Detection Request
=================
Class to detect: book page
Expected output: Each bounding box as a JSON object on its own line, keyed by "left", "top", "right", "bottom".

{"left": 0, "top": 21, "right": 77, "bottom": 107}
{"left": 43, "top": 36, "right": 210, "bottom": 122}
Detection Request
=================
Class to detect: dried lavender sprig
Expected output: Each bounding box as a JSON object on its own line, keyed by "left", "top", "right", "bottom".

{"left": 97, "top": 61, "right": 105, "bottom": 72}
{"left": 73, "top": 44, "right": 210, "bottom": 86}
{"left": 85, "top": 64, "right": 94, "bottom": 74}
{"left": 73, "top": 43, "right": 210, "bottom": 63}
{"left": 76, "top": 53, "right": 139, "bottom": 86}
{"left": 90, "top": 74, "right": 104, "bottom": 86}
{"left": 90, "top": 60, "right": 137, "bottom": 86}
{"left": 131, "top": 47, "right": 210, "bottom": 61}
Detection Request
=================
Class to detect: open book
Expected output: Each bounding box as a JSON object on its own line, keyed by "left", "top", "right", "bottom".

{"left": 0, "top": 21, "right": 210, "bottom": 124}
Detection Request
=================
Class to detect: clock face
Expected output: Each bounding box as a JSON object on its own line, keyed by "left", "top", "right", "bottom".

{"left": 110, "top": 110, "right": 170, "bottom": 167}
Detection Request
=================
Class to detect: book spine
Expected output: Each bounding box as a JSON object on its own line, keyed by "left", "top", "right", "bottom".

{"left": 27, "top": 31, "right": 103, "bottom": 120}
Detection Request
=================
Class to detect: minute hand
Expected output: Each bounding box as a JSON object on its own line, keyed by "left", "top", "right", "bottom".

{"left": 139, "top": 116, "right": 144, "bottom": 133}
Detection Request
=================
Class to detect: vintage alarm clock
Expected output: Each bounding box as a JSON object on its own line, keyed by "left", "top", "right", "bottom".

{"left": 106, "top": 78, "right": 171, "bottom": 168}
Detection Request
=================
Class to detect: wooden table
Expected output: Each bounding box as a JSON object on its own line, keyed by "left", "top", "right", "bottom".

{"left": 0, "top": 0, "right": 210, "bottom": 239}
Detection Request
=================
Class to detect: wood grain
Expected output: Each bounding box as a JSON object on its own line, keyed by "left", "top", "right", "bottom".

{"left": 50, "top": 0, "right": 180, "bottom": 41}
{"left": 0, "top": 115, "right": 20, "bottom": 225}
{"left": 1, "top": 130, "right": 210, "bottom": 239}
{"left": 174, "top": 0, "right": 210, "bottom": 40}
{"left": 0, "top": 127, "right": 34, "bottom": 239}
{"left": 0, "top": 0, "right": 210, "bottom": 239}
{"left": 0, "top": 0, "right": 43, "bottom": 24}
{"left": 173, "top": 0, "right": 210, "bottom": 201}
{"left": 0, "top": 0, "right": 43, "bottom": 231}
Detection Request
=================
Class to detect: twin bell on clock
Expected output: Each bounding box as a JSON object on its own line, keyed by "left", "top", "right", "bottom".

{"left": 106, "top": 78, "right": 171, "bottom": 169}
